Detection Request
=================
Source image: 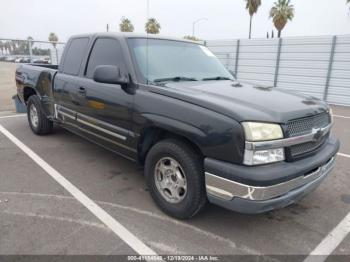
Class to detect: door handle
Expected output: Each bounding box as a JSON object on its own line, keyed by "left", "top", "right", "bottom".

{"left": 78, "top": 87, "right": 86, "bottom": 95}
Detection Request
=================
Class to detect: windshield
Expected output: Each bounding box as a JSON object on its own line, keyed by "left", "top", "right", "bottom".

{"left": 127, "top": 38, "right": 234, "bottom": 83}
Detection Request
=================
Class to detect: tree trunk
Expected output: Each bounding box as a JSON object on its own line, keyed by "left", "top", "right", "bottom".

{"left": 249, "top": 16, "right": 252, "bottom": 39}
{"left": 278, "top": 30, "right": 281, "bottom": 38}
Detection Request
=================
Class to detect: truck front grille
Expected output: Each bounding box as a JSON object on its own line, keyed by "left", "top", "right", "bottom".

{"left": 289, "top": 133, "right": 329, "bottom": 157}
{"left": 287, "top": 112, "right": 331, "bottom": 157}
{"left": 287, "top": 112, "right": 331, "bottom": 137}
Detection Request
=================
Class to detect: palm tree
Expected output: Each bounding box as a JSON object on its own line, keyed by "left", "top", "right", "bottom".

{"left": 48, "top": 32, "right": 59, "bottom": 48}
{"left": 119, "top": 17, "right": 134, "bottom": 32}
{"left": 245, "top": 0, "right": 261, "bottom": 39}
{"left": 27, "top": 36, "right": 34, "bottom": 50}
{"left": 6, "top": 41, "right": 12, "bottom": 55}
{"left": 269, "top": 0, "right": 295, "bottom": 38}
{"left": 49, "top": 33, "right": 59, "bottom": 64}
{"left": 145, "top": 18, "right": 161, "bottom": 34}
{"left": 11, "top": 41, "right": 17, "bottom": 54}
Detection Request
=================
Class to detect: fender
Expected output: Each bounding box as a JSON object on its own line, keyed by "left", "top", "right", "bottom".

{"left": 138, "top": 113, "right": 245, "bottom": 163}
{"left": 16, "top": 65, "right": 57, "bottom": 119}
{"left": 141, "top": 113, "right": 207, "bottom": 146}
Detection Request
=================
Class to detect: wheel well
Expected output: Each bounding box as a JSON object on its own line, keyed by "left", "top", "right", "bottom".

{"left": 137, "top": 127, "right": 203, "bottom": 164}
{"left": 23, "top": 87, "right": 37, "bottom": 104}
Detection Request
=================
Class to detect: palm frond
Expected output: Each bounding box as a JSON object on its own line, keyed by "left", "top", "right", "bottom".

{"left": 145, "top": 18, "right": 161, "bottom": 34}
{"left": 120, "top": 17, "right": 134, "bottom": 32}
{"left": 269, "top": 0, "right": 295, "bottom": 35}
{"left": 245, "top": 0, "right": 262, "bottom": 16}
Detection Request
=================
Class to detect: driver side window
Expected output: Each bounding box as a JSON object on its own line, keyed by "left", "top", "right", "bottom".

{"left": 85, "top": 38, "right": 126, "bottom": 79}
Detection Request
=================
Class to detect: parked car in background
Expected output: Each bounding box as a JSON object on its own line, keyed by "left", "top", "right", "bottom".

{"left": 5, "top": 56, "right": 16, "bottom": 62}
{"left": 33, "top": 57, "right": 50, "bottom": 64}
{"left": 15, "top": 33, "right": 340, "bottom": 219}
{"left": 15, "top": 57, "right": 30, "bottom": 63}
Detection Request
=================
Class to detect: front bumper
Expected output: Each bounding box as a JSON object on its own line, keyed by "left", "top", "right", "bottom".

{"left": 205, "top": 136, "right": 340, "bottom": 214}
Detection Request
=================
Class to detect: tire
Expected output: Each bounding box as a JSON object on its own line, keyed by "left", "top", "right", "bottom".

{"left": 145, "top": 139, "right": 207, "bottom": 219}
{"left": 27, "top": 95, "right": 53, "bottom": 135}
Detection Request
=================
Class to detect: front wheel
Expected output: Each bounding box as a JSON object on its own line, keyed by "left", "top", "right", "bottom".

{"left": 27, "top": 95, "right": 53, "bottom": 135}
{"left": 145, "top": 139, "right": 207, "bottom": 219}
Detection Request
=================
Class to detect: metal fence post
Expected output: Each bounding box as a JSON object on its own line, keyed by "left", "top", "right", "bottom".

{"left": 324, "top": 36, "right": 337, "bottom": 101}
{"left": 28, "top": 40, "right": 33, "bottom": 62}
{"left": 274, "top": 38, "right": 283, "bottom": 87}
{"left": 234, "top": 39, "right": 240, "bottom": 77}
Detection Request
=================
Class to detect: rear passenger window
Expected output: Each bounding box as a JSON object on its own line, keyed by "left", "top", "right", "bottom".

{"left": 62, "top": 38, "right": 89, "bottom": 75}
{"left": 86, "top": 38, "right": 125, "bottom": 79}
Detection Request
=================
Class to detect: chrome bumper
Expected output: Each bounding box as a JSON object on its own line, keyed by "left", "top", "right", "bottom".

{"left": 205, "top": 157, "right": 335, "bottom": 201}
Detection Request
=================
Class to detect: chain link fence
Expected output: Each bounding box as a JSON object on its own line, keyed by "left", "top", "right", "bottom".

{"left": 0, "top": 38, "right": 65, "bottom": 65}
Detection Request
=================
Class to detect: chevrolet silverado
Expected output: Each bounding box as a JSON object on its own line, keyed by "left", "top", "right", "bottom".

{"left": 16, "top": 33, "right": 340, "bottom": 219}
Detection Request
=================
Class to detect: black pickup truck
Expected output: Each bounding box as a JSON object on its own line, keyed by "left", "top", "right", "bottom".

{"left": 16, "top": 33, "right": 340, "bottom": 219}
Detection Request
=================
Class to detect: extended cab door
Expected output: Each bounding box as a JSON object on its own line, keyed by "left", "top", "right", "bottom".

{"left": 74, "top": 37, "right": 136, "bottom": 159}
{"left": 53, "top": 37, "right": 90, "bottom": 123}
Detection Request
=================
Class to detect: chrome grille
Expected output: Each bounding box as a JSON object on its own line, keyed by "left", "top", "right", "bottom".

{"left": 290, "top": 134, "right": 329, "bottom": 157}
{"left": 288, "top": 112, "right": 331, "bottom": 157}
{"left": 288, "top": 112, "right": 331, "bottom": 137}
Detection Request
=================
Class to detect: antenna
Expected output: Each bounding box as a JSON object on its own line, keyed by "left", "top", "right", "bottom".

{"left": 146, "top": 0, "right": 149, "bottom": 84}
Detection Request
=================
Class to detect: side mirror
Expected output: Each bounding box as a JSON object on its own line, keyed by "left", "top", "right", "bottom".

{"left": 93, "top": 65, "right": 129, "bottom": 85}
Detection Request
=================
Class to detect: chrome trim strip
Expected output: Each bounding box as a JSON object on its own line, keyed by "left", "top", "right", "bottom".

{"left": 56, "top": 105, "right": 130, "bottom": 141}
{"left": 205, "top": 157, "right": 335, "bottom": 201}
{"left": 78, "top": 113, "right": 130, "bottom": 136}
{"left": 245, "top": 123, "right": 332, "bottom": 150}
{"left": 58, "top": 111, "right": 75, "bottom": 120}
{"left": 77, "top": 118, "right": 127, "bottom": 141}
{"left": 57, "top": 105, "right": 132, "bottom": 141}
{"left": 57, "top": 105, "right": 76, "bottom": 115}
{"left": 63, "top": 121, "right": 137, "bottom": 153}
{"left": 54, "top": 104, "right": 58, "bottom": 119}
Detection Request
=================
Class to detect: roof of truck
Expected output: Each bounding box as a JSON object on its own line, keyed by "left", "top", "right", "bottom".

{"left": 69, "top": 32, "right": 202, "bottom": 44}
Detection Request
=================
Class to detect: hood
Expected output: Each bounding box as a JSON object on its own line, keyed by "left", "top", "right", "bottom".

{"left": 151, "top": 80, "right": 329, "bottom": 123}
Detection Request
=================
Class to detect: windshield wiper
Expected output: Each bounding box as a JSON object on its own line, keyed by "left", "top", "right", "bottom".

{"left": 153, "top": 76, "right": 198, "bottom": 83}
{"left": 202, "top": 76, "right": 232, "bottom": 81}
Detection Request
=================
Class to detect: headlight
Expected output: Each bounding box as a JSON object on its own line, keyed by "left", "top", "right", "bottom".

{"left": 242, "top": 122, "right": 283, "bottom": 141}
{"left": 244, "top": 148, "right": 285, "bottom": 165}
{"left": 242, "top": 122, "right": 285, "bottom": 165}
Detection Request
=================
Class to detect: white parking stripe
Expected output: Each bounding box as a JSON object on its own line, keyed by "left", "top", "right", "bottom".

{"left": 338, "top": 153, "right": 350, "bottom": 158}
{"left": 333, "top": 114, "right": 350, "bottom": 119}
{"left": 303, "top": 213, "right": 350, "bottom": 262}
{"left": 0, "top": 114, "right": 26, "bottom": 119}
{"left": 0, "top": 124, "right": 157, "bottom": 257}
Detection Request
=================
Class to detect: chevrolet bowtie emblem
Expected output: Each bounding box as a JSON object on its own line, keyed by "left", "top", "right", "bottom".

{"left": 312, "top": 128, "right": 323, "bottom": 141}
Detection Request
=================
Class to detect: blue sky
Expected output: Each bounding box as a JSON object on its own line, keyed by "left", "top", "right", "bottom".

{"left": 1, "top": 0, "right": 349, "bottom": 42}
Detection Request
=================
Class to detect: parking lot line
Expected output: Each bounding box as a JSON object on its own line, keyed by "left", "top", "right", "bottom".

{"left": 338, "top": 152, "right": 350, "bottom": 158}
{"left": 303, "top": 212, "right": 350, "bottom": 262}
{"left": 0, "top": 114, "right": 26, "bottom": 119}
{"left": 333, "top": 114, "right": 350, "bottom": 120}
{"left": 0, "top": 124, "right": 157, "bottom": 257}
